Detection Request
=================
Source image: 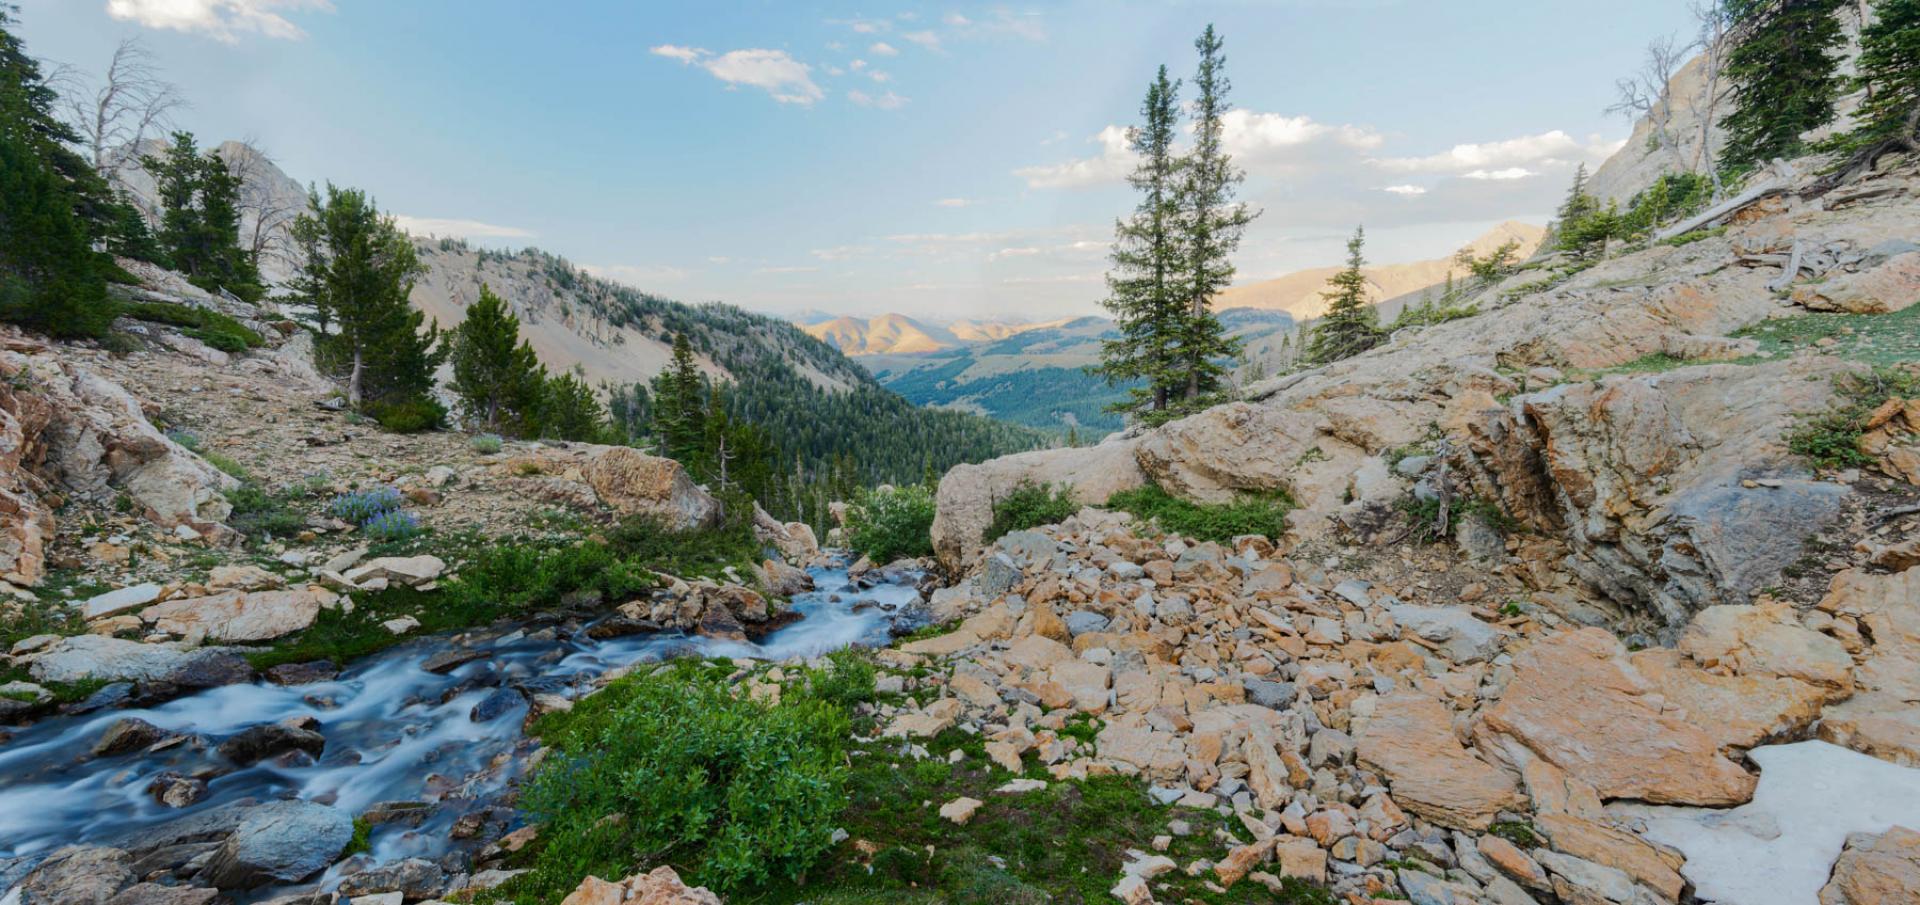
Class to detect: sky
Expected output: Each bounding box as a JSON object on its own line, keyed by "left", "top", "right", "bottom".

{"left": 19, "top": 0, "right": 1696, "bottom": 322}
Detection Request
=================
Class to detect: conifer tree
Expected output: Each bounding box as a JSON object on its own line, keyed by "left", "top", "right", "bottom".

{"left": 1173, "top": 23, "right": 1251, "bottom": 405}
{"left": 1304, "top": 227, "right": 1382, "bottom": 365}
{"left": 1720, "top": 0, "right": 1848, "bottom": 170}
{"left": 651, "top": 333, "right": 708, "bottom": 461}
{"left": 289, "top": 183, "right": 444, "bottom": 411}
{"left": 449, "top": 284, "right": 545, "bottom": 433}
{"left": 1851, "top": 0, "right": 1920, "bottom": 144}
{"left": 1094, "top": 65, "right": 1186, "bottom": 416}
{"left": 540, "top": 370, "right": 607, "bottom": 443}
{"left": 142, "top": 132, "right": 263, "bottom": 300}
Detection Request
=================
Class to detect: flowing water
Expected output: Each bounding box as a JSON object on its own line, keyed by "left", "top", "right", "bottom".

{"left": 0, "top": 560, "right": 925, "bottom": 897}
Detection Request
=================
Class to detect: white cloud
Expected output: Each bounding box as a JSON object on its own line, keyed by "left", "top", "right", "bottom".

{"left": 652, "top": 46, "right": 825, "bottom": 106}
{"left": 1003, "top": 273, "right": 1100, "bottom": 285}
{"left": 105, "top": 0, "right": 332, "bottom": 42}
{"left": 848, "top": 89, "right": 908, "bottom": 110}
{"left": 849, "top": 59, "right": 867, "bottom": 71}
{"left": 866, "top": 70, "right": 893, "bottom": 83}
{"left": 1220, "top": 110, "right": 1382, "bottom": 157}
{"left": 1014, "top": 125, "right": 1134, "bottom": 189}
{"left": 1463, "top": 167, "right": 1536, "bottom": 181}
{"left": 582, "top": 263, "right": 691, "bottom": 285}
{"left": 391, "top": 216, "right": 533, "bottom": 240}
{"left": 869, "top": 41, "right": 899, "bottom": 56}
{"left": 989, "top": 246, "right": 1042, "bottom": 260}
{"left": 1381, "top": 185, "right": 1428, "bottom": 196}
{"left": 828, "top": 17, "right": 891, "bottom": 34}
{"left": 934, "top": 198, "right": 978, "bottom": 207}
{"left": 810, "top": 244, "right": 872, "bottom": 261}
{"left": 943, "top": 13, "right": 971, "bottom": 26}
{"left": 757, "top": 265, "right": 820, "bottom": 274}
{"left": 1371, "top": 130, "right": 1617, "bottom": 174}
{"left": 902, "top": 30, "right": 944, "bottom": 51}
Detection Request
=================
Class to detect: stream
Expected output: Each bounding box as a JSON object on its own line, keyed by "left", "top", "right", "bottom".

{"left": 0, "top": 559, "right": 926, "bottom": 900}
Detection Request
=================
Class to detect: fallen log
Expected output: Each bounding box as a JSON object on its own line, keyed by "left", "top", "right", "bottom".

{"left": 1654, "top": 179, "right": 1787, "bottom": 242}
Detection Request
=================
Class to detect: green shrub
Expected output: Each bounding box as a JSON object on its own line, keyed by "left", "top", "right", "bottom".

{"left": 365, "top": 396, "right": 446, "bottom": 434}
{"left": 604, "top": 503, "right": 760, "bottom": 579}
{"left": 225, "top": 484, "right": 307, "bottom": 541}
{"left": 1397, "top": 494, "right": 1519, "bottom": 545}
{"left": 450, "top": 539, "right": 657, "bottom": 615}
{"left": 1788, "top": 367, "right": 1920, "bottom": 468}
{"left": 845, "top": 484, "right": 936, "bottom": 563}
{"left": 808, "top": 649, "right": 877, "bottom": 709}
{"left": 120, "top": 301, "right": 263, "bottom": 353}
{"left": 1105, "top": 483, "right": 1291, "bottom": 543}
{"left": 470, "top": 433, "right": 504, "bottom": 455}
{"left": 985, "top": 481, "right": 1080, "bottom": 544}
{"left": 515, "top": 662, "right": 850, "bottom": 895}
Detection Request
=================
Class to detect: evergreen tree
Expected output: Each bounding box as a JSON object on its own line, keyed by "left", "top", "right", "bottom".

{"left": 289, "top": 183, "right": 444, "bottom": 411}
{"left": 1304, "top": 227, "right": 1382, "bottom": 365}
{"left": 0, "top": 5, "right": 113, "bottom": 338}
{"left": 142, "top": 133, "right": 263, "bottom": 300}
{"left": 1851, "top": 0, "right": 1920, "bottom": 144}
{"left": 1173, "top": 23, "right": 1251, "bottom": 404}
{"left": 1720, "top": 0, "right": 1848, "bottom": 171}
{"left": 1093, "top": 65, "right": 1186, "bottom": 416}
{"left": 540, "top": 370, "right": 608, "bottom": 443}
{"left": 650, "top": 333, "right": 708, "bottom": 461}
{"left": 449, "top": 284, "right": 545, "bottom": 433}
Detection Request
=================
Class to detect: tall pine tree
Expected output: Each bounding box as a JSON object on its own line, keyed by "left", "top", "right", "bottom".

{"left": 650, "top": 333, "right": 708, "bottom": 461}
{"left": 141, "top": 133, "right": 264, "bottom": 301}
{"left": 1304, "top": 227, "right": 1382, "bottom": 365}
{"left": 1174, "top": 23, "right": 1251, "bottom": 404}
{"left": 1093, "top": 65, "right": 1186, "bottom": 416}
{"left": 289, "top": 183, "right": 444, "bottom": 412}
{"left": 1720, "top": 0, "right": 1848, "bottom": 171}
{"left": 449, "top": 284, "right": 545, "bottom": 433}
{"left": 1851, "top": 0, "right": 1920, "bottom": 144}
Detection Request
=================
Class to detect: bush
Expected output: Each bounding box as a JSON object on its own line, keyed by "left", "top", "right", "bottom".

{"left": 449, "top": 539, "right": 657, "bottom": 615}
{"left": 470, "top": 433, "right": 504, "bottom": 455}
{"left": 1787, "top": 367, "right": 1920, "bottom": 468}
{"left": 985, "top": 481, "right": 1079, "bottom": 544}
{"left": 225, "top": 485, "right": 307, "bottom": 541}
{"left": 845, "top": 484, "right": 936, "bottom": 563}
{"left": 365, "top": 396, "right": 446, "bottom": 434}
{"left": 604, "top": 505, "right": 759, "bottom": 580}
{"left": 361, "top": 509, "right": 422, "bottom": 543}
{"left": 329, "top": 486, "right": 403, "bottom": 525}
{"left": 1105, "top": 483, "right": 1291, "bottom": 543}
{"left": 516, "top": 662, "right": 850, "bottom": 895}
{"left": 120, "top": 301, "right": 263, "bottom": 353}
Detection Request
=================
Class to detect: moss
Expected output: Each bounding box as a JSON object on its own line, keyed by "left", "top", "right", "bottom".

{"left": 1489, "top": 820, "right": 1543, "bottom": 848}
{"left": 1106, "top": 483, "right": 1292, "bottom": 543}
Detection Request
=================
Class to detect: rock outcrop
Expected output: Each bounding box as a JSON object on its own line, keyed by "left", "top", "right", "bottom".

{"left": 931, "top": 438, "right": 1145, "bottom": 571}
{"left": 581, "top": 445, "right": 723, "bottom": 530}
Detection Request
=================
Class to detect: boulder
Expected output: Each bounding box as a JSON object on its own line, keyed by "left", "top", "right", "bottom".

{"left": 341, "top": 555, "right": 446, "bottom": 588}
{"left": 1390, "top": 604, "right": 1503, "bottom": 664}
{"left": 1796, "top": 250, "right": 1920, "bottom": 314}
{"left": 217, "top": 722, "right": 327, "bottom": 765}
{"left": 80, "top": 583, "right": 163, "bottom": 619}
{"left": 1818, "top": 567, "right": 1920, "bottom": 764}
{"left": 142, "top": 588, "right": 325, "bottom": 642}
{"left": 932, "top": 438, "right": 1146, "bottom": 571}
{"left": 26, "top": 635, "right": 251, "bottom": 687}
{"left": 1355, "top": 690, "right": 1522, "bottom": 830}
{"left": 1821, "top": 826, "right": 1920, "bottom": 905}
{"left": 1679, "top": 601, "right": 1854, "bottom": 694}
{"left": 8, "top": 845, "right": 136, "bottom": 904}
{"left": 1629, "top": 648, "right": 1827, "bottom": 750}
{"left": 199, "top": 800, "right": 354, "bottom": 888}
{"left": 1477, "top": 629, "right": 1756, "bottom": 805}
{"left": 581, "top": 446, "right": 722, "bottom": 530}
{"left": 93, "top": 717, "right": 173, "bottom": 757}
{"left": 557, "top": 866, "right": 720, "bottom": 905}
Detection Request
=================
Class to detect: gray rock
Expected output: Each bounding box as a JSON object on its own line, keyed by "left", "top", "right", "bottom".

{"left": 1533, "top": 851, "right": 1636, "bottom": 904}
{"left": 93, "top": 717, "right": 173, "bottom": 757}
{"left": 1390, "top": 604, "right": 1502, "bottom": 664}
{"left": 1394, "top": 455, "right": 1435, "bottom": 477}
{"left": 335, "top": 857, "right": 447, "bottom": 899}
{"left": 1064, "top": 610, "right": 1110, "bottom": 637}
{"left": 1243, "top": 679, "right": 1295, "bottom": 710}
{"left": 9, "top": 846, "right": 135, "bottom": 904}
{"left": 1307, "top": 728, "right": 1354, "bottom": 767}
{"left": 997, "top": 530, "right": 1058, "bottom": 567}
{"left": 217, "top": 723, "right": 326, "bottom": 765}
{"left": 200, "top": 800, "right": 353, "bottom": 888}
{"left": 80, "top": 583, "right": 163, "bottom": 619}
{"left": 27, "top": 636, "right": 250, "bottom": 687}
{"left": 979, "top": 553, "right": 1021, "bottom": 599}
{"left": 1455, "top": 516, "right": 1506, "bottom": 563}
{"left": 469, "top": 688, "right": 525, "bottom": 723}
{"left": 1332, "top": 579, "right": 1372, "bottom": 607}
{"left": 1108, "top": 560, "right": 1144, "bottom": 580}
{"left": 1398, "top": 868, "right": 1474, "bottom": 905}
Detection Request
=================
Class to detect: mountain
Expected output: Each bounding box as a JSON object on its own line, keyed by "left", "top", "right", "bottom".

{"left": 1215, "top": 221, "right": 1548, "bottom": 320}
{"left": 866, "top": 310, "right": 1294, "bottom": 435}
{"left": 802, "top": 314, "right": 963, "bottom": 355}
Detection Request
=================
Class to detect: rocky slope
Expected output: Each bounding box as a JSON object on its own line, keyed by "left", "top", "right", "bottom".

{"left": 1216, "top": 221, "right": 1547, "bottom": 321}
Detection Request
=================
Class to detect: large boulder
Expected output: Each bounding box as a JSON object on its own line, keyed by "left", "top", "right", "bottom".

{"left": 199, "top": 800, "right": 353, "bottom": 888}
{"left": 1355, "top": 690, "right": 1522, "bottom": 830}
{"left": 7, "top": 845, "right": 136, "bottom": 904}
{"left": 559, "top": 866, "right": 720, "bottom": 905}
{"left": 140, "top": 588, "right": 326, "bottom": 642}
{"left": 1476, "top": 628, "right": 1757, "bottom": 805}
{"left": 25, "top": 635, "right": 251, "bottom": 687}
{"left": 1822, "top": 826, "right": 1920, "bottom": 905}
{"left": 931, "top": 438, "right": 1146, "bottom": 571}
{"left": 581, "top": 445, "right": 722, "bottom": 530}
{"left": 1817, "top": 567, "right": 1920, "bottom": 764}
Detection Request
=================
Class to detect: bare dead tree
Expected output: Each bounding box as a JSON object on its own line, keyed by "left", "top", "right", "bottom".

{"left": 1609, "top": 33, "right": 1698, "bottom": 176}
{"left": 222, "top": 138, "right": 306, "bottom": 273}
{"left": 58, "top": 38, "right": 186, "bottom": 188}
{"left": 1686, "top": 0, "right": 1737, "bottom": 197}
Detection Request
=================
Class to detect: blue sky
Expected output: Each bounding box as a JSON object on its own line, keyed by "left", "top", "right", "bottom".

{"left": 22, "top": 0, "right": 1695, "bottom": 321}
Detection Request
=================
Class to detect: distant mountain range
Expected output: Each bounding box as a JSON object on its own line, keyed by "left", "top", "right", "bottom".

{"left": 1216, "top": 221, "right": 1547, "bottom": 320}
{"left": 798, "top": 313, "right": 1075, "bottom": 356}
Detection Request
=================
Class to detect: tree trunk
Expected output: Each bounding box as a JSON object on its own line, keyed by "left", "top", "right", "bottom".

{"left": 348, "top": 349, "right": 365, "bottom": 407}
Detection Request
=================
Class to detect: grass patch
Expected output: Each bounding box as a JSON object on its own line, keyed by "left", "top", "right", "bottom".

{"left": 343, "top": 817, "right": 373, "bottom": 858}
{"left": 224, "top": 484, "right": 310, "bottom": 542}
{"left": 985, "top": 481, "right": 1080, "bottom": 544}
{"left": 120, "top": 301, "right": 263, "bottom": 353}
{"left": 1786, "top": 366, "right": 1920, "bottom": 468}
{"left": 1658, "top": 225, "right": 1726, "bottom": 247}
{"left": 1105, "top": 483, "right": 1292, "bottom": 543}
{"left": 1489, "top": 820, "right": 1542, "bottom": 849}
{"left": 1397, "top": 493, "right": 1519, "bottom": 544}
{"left": 1733, "top": 304, "right": 1920, "bottom": 368}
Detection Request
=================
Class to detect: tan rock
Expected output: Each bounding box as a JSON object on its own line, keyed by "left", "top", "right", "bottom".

{"left": 1478, "top": 835, "right": 1550, "bottom": 890}
{"left": 1798, "top": 251, "right": 1920, "bottom": 314}
{"left": 931, "top": 439, "right": 1145, "bottom": 570}
{"left": 1477, "top": 629, "right": 1756, "bottom": 805}
{"left": 1679, "top": 601, "right": 1854, "bottom": 695}
{"left": 1272, "top": 836, "right": 1328, "bottom": 884}
{"left": 141, "top": 588, "right": 323, "bottom": 642}
{"left": 1216, "top": 837, "right": 1275, "bottom": 887}
{"left": 1049, "top": 660, "right": 1111, "bottom": 713}
{"left": 582, "top": 446, "right": 722, "bottom": 530}
{"left": 1821, "top": 826, "right": 1920, "bottom": 905}
{"left": 1630, "top": 648, "right": 1827, "bottom": 749}
{"left": 1535, "top": 811, "right": 1686, "bottom": 901}
{"left": 1356, "top": 690, "right": 1521, "bottom": 830}
{"left": 938, "top": 796, "right": 983, "bottom": 825}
